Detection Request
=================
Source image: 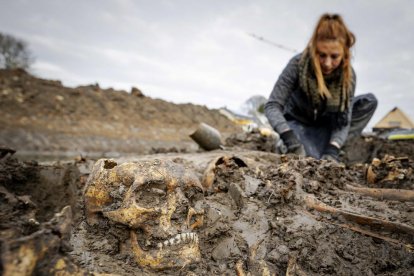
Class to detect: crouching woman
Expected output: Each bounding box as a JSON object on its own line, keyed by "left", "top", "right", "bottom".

{"left": 265, "top": 13, "right": 377, "bottom": 161}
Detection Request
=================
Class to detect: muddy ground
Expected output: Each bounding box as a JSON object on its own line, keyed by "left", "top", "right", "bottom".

{"left": 2, "top": 136, "right": 414, "bottom": 275}
{"left": 1, "top": 69, "right": 414, "bottom": 275}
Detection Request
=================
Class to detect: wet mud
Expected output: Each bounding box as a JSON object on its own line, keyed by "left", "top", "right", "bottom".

{"left": 1, "top": 141, "right": 414, "bottom": 275}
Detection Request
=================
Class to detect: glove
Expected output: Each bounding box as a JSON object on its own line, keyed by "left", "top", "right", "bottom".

{"left": 280, "top": 130, "right": 306, "bottom": 156}
{"left": 321, "top": 143, "right": 340, "bottom": 162}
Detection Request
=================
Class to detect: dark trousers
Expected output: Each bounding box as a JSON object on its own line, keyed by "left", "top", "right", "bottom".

{"left": 288, "top": 93, "right": 378, "bottom": 159}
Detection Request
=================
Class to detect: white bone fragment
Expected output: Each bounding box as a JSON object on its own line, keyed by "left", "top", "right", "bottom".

{"left": 168, "top": 237, "right": 175, "bottom": 245}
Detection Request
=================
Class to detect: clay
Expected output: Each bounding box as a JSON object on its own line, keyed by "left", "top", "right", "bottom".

{"left": 2, "top": 148, "right": 414, "bottom": 275}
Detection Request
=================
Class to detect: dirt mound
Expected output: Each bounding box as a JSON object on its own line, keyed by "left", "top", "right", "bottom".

{"left": 0, "top": 69, "right": 241, "bottom": 159}
{"left": 342, "top": 135, "right": 414, "bottom": 164}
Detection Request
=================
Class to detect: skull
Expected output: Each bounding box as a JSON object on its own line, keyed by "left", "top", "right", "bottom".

{"left": 84, "top": 159, "right": 205, "bottom": 270}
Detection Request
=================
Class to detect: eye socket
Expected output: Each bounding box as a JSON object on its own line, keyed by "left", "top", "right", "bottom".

{"left": 319, "top": 53, "right": 327, "bottom": 58}
{"left": 184, "top": 187, "right": 203, "bottom": 202}
{"left": 330, "top": 54, "right": 339, "bottom": 59}
{"left": 135, "top": 182, "right": 167, "bottom": 207}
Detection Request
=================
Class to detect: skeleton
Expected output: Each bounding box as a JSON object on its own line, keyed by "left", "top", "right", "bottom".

{"left": 201, "top": 154, "right": 414, "bottom": 275}
{"left": 84, "top": 159, "right": 205, "bottom": 270}
{"left": 82, "top": 153, "right": 414, "bottom": 274}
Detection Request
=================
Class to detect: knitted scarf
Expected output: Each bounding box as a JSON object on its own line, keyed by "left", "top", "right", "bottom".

{"left": 298, "top": 52, "right": 350, "bottom": 128}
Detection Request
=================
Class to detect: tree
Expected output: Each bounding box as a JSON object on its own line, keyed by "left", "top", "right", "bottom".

{"left": 0, "top": 32, "right": 33, "bottom": 69}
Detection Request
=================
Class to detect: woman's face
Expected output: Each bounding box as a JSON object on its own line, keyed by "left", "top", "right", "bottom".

{"left": 316, "top": 40, "right": 344, "bottom": 75}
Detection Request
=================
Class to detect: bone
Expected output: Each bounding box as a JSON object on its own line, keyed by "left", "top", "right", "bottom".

{"left": 119, "top": 184, "right": 125, "bottom": 194}
{"left": 345, "top": 184, "right": 414, "bottom": 202}
{"left": 304, "top": 194, "right": 414, "bottom": 238}
{"left": 291, "top": 172, "right": 414, "bottom": 239}
{"left": 151, "top": 188, "right": 166, "bottom": 195}
{"left": 235, "top": 260, "right": 246, "bottom": 276}
{"left": 332, "top": 220, "right": 413, "bottom": 250}
{"left": 169, "top": 237, "right": 175, "bottom": 245}
{"left": 160, "top": 233, "right": 198, "bottom": 248}
{"left": 187, "top": 207, "right": 205, "bottom": 230}
{"left": 185, "top": 233, "right": 190, "bottom": 242}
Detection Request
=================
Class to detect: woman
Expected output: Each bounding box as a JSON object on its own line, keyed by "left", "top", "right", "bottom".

{"left": 265, "top": 13, "right": 377, "bottom": 161}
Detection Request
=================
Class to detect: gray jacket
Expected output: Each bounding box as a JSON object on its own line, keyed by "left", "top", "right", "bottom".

{"left": 264, "top": 54, "right": 356, "bottom": 148}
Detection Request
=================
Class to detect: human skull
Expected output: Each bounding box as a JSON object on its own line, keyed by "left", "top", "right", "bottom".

{"left": 84, "top": 159, "right": 205, "bottom": 270}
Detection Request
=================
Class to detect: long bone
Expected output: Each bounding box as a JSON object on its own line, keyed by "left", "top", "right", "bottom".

{"left": 345, "top": 184, "right": 414, "bottom": 202}
{"left": 289, "top": 172, "right": 414, "bottom": 242}
{"left": 304, "top": 194, "right": 414, "bottom": 237}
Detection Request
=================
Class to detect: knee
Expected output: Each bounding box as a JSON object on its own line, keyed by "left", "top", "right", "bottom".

{"left": 364, "top": 92, "right": 378, "bottom": 110}
{"left": 357, "top": 92, "right": 378, "bottom": 112}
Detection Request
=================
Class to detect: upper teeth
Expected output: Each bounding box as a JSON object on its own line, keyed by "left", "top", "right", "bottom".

{"left": 157, "top": 232, "right": 199, "bottom": 249}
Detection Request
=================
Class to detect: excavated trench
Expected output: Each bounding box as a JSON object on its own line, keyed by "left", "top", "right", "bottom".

{"left": 1, "top": 136, "right": 414, "bottom": 275}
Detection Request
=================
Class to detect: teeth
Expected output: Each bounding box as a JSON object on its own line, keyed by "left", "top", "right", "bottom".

{"left": 157, "top": 233, "right": 199, "bottom": 248}
{"left": 168, "top": 237, "right": 175, "bottom": 245}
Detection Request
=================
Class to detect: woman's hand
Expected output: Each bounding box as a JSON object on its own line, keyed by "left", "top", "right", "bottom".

{"left": 321, "top": 143, "right": 340, "bottom": 161}
{"left": 280, "top": 130, "right": 306, "bottom": 156}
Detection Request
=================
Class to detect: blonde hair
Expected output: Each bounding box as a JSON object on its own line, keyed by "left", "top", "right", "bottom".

{"left": 304, "top": 13, "right": 356, "bottom": 99}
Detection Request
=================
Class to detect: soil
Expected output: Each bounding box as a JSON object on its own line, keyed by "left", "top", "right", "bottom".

{"left": 1, "top": 69, "right": 414, "bottom": 275}
{"left": 0, "top": 69, "right": 240, "bottom": 160}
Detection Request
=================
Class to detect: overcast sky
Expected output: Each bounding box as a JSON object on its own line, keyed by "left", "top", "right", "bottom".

{"left": 1, "top": 0, "right": 413, "bottom": 129}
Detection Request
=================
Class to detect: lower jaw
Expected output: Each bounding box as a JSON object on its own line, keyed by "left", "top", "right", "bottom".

{"left": 130, "top": 231, "right": 201, "bottom": 270}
